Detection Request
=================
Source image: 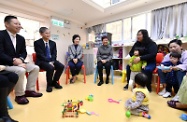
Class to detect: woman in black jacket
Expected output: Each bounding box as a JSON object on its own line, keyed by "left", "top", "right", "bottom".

{"left": 124, "top": 29, "right": 157, "bottom": 92}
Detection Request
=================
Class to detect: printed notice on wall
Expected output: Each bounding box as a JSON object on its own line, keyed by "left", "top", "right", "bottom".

{"left": 51, "top": 34, "right": 59, "bottom": 41}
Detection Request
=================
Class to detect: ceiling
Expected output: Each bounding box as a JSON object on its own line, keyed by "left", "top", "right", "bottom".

{"left": 0, "top": 0, "right": 186, "bottom": 26}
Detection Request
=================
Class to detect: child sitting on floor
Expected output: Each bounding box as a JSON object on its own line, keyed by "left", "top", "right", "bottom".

{"left": 128, "top": 48, "right": 147, "bottom": 90}
{"left": 125, "top": 73, "right": 151, "bottom": 119}
{"left": 159, "top": 52, "right": 182, "bottom": 98}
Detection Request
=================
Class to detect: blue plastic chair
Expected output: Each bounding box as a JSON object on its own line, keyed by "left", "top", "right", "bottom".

{"left": 7, "top": 96, "right": 13, "bottom": 109}
{"left": 94, "top": 65, "right": 114, "bottom": 84}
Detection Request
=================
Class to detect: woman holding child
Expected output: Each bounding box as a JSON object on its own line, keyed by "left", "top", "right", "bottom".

{"left": 124, "top": 29, "right": 157, "bottom": 92}
{"left": 158, "top": 39, "right": 187, "bottom": 98}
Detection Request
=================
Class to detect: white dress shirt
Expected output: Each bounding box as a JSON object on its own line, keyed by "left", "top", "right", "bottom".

{"left": 7, "top": 30, "right": 16, "bottom": 50}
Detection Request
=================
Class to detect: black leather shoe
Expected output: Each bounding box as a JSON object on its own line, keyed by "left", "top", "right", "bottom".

{"left": 46, "top": 86, "right": 52, "bottom": 92}
{"left": 123, "top": 84, "right": 128, "bottom": 90}
{"left": 97, "top": 81, "right": 104, "bottom": 86}
{"left": 52, "top": 82, "right": 62, "bottom": 89}
{"left": 105, "top": 78, "right": 109, "bottom": 84}
{"left": 1, "top": 116, "right": 19, "bottom": 122}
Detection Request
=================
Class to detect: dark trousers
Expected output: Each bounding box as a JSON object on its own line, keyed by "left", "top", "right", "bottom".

{"left": 97, "top": 61, "right": 111, "bottom": 82}
{"left": 68, "top": 60, "right": 83, "bottom": 77}
{"left": 166, "top": 82, "right": 179, "bottom": 93}
{"left": 0, "top": 71, "right": 18, "bottom": 117}
{"left": 126, "top": 62, "right": 156, "bottom": 91}
{"left": 158, "top": 69, "right": 186, "bottom": 86}
{"left": 39, "top": 61, "right": 64, "bottom": 85}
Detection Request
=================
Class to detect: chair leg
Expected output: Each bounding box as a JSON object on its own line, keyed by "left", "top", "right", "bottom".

{"left": 7, "top": 96, "right": 13, "bottom": 109}
{"left": 94, "top": 66, "right": 98, "bottom": 84}
{"left": 68, "top": 67, "right": 70, "bottom": 79}
{"left": 82, "top": 65, "right": 86, "bottom": 84}
{"left": 156, "top": 76, "right": 160, "bottom": 94}
{"left": 111, "top": 66, "right": 114, "bottom": 84}
{"left": 36, "top": 78, "right": 39, "bottom": 91}
{"left": 65, "top": 68, "right": 69, "bottom": 84}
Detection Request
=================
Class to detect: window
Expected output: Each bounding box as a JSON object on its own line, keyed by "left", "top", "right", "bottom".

{"left": 91, "top": 0, "right": 126, "bottom": 8}
{"left": 106, "top": 20, "right": 122, "bottom": 42}
{"left": 123, "top": 18, "right": 131, "bottom": 40}
{"left": 88, "top": 31, "right": 95, "bottom": 42}
{"left": 132, "top": 14, "right": 146, "bottom": 39}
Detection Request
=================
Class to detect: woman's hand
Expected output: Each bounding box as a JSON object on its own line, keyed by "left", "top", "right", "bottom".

{"left": 133, "top": 57, "right": 140, "bottom": 64}
{"left": 171, "top": 66, "right": 180, "bottom": 71}
{"left": 101, "top": 60, "right": 107, "bottom": 64}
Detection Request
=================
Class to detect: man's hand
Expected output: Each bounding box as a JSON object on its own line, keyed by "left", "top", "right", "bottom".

{"left": 13, "top": 58, "right": 23, "bottom": 65}
{"left": 18, "top": 63, "right": 26, "bottom": 69}
{"left": 73, "top": 59, "right": 78, "bottom": 64}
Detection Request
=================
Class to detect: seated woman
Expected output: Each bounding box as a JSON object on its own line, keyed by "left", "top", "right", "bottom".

{"left": 68, "top": 34, "right": 83, "bottom": 83}
{"left": 167, "top": 73, "right": 187, "bottom": 110}
{"left": 97, "top": 36, "right": 113, "bottom": 86}
{"left": 158, "top": 39, "right": 187, "bottom": 97}
{"left": 0, "top": 65, "right": 19, "bottom": 122}
{"left": 124, "top": 29, "right": 157, "bottom": 92}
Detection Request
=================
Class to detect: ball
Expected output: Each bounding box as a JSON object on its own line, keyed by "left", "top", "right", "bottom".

{"left": 126, "top": 111, "right": 131, "bottom": 118}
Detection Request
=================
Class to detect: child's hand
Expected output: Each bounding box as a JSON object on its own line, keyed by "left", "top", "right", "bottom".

{"left": 129, "top": 63, "right": 132, "bottom": 67}
{"left": 142, "top": 66, "right": 145, "bottom": 69}
{"left": 171, "top": 66, "right": 180, "bottom": 71}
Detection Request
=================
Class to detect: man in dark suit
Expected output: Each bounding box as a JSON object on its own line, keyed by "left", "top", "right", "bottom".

{"left": 34, "top": 27, "right": 64, "bottom": 92}
{"left": 0, "top": 67, "right": 19, "bottom": 122}
{"left": 0, "top": 15, "right": 43, "bottom": 105}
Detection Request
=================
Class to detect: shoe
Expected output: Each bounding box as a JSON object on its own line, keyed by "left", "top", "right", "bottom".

{"left": 25, "top": 91, "right": 43, "bottom": 97}
{"left": 123, "top": 84, "right": 128, "bottom": 90}
{"left": 52, "top": 82, "right": 62, "bottom": 89}
{"left": 46, "top": 86, "right": 52, "bottom": 92}
{"left": 158, "top": 88, "right": 166, "bottom": 96}
{"left": 147, "top": 85, "right": 152, "bottom": 93}
{"left": 97, "top": 81, "right": 103, "bottom": 86}
{"left": 1, "top": 116, "right": 16, "bottom": 122}
{"left": 105, "top": 78, "right": 109, "bottom": 84}
{"left": 70, "top": 78, "right": 75, "bottom": 84}
{"left": 163, "top": 92, "right": 171, "bottom": 98}
{"left": 172, "top": 95, "right": 179, "bottom": 101}
{"left": 15, "top": 96, "right": 29, "bottom": 105}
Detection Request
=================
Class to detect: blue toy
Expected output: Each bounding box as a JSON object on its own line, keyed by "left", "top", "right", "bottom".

{"left": 180, "top": 114, "right": 187, "bottom": 121}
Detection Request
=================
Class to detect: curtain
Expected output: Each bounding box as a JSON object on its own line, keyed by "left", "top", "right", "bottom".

{"left": 151, "top": 2, "right": 187, "bottom": 40}
{"left": 92, "top": 24, "right": 105, "bottom": 34}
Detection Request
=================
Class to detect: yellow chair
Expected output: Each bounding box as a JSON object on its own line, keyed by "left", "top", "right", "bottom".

{"left": 122, "top": 70, "right": 126, "bottom": 83}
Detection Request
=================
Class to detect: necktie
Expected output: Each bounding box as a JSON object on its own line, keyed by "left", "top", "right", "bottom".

{"left": 45, "top": 43, "right": 51, "bottom": 60}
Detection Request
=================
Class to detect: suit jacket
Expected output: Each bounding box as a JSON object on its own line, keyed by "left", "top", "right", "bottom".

{"left": 0, "top": 30, "right": 27, "bottom": 66}
{"left": 68, "top": 44, "right": 83, "bottom": 62}
{"left": 34, "top": 38, "right": 57, "bottom": 65}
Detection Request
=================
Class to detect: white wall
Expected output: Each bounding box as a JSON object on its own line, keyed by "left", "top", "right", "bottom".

{"left": 50, "top": 23, "right": 86, "bottom": 64}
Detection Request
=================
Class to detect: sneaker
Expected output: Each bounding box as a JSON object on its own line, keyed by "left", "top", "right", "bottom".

{"left": 123, "top": 84, "right": 128, "bottom": 90}
{"left": 163, "top": 92, "right": 171, "bottom": 98}
{"left": 158, "top": 88, "right": 166, "bottom": 96}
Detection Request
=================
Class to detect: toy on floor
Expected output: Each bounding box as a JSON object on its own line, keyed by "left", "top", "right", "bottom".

{"left": 125, "top": 110, "right": 131, "bottom": 118}
{"left": 86, "top": 111, "right": 99, "bottom": 116}
{"left": 62, "top": 100, "right": 83, "bottom": 118}
{"left": 180, "top": 114, "right": 187, "bottom": 121}
{"left": 108, "top": 98, "right": 120, "bottom": 104}
{"left": 85, "top": 94, "right": 94, "bottom": 102}
{"left": 141, "top": 112, "right": 151, "bottom": 119}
